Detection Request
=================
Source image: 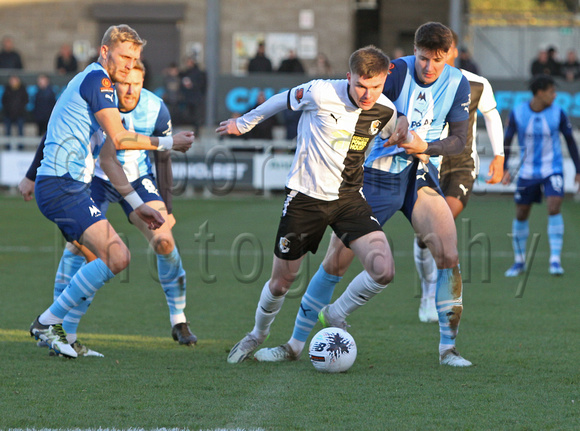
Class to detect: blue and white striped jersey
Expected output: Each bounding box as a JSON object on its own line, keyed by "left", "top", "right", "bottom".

{"left": 505, "top": 102, "right": 575, "bottom": 179}
{"left": 366, "top": 55, "right": 470, "bottom": 173}
{"left": 37, "top": 62, "right": 117, "bottom": 183}
{"left": 94, "top": 88, "right": 172, "bottom": 182}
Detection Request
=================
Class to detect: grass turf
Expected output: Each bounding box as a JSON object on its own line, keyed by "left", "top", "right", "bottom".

{"left": 0, "top": 193, "right": 579, "bottom": 430}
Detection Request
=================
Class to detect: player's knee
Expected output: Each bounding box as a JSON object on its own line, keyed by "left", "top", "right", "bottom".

{"left": 373, "top": 270, "right": 393, "bottom": 286}
{"left": 107, "top": 248, "right": 131, "bottom": 274}
{"left": 268, "top": 275, "right": 295, "bottom": 296}
{"left": 368, "top": 259, "right": 394, "bottom": 285}
{"left": 435, "top": 249, "right": 459, "bottom": 269}
{"left": 153, "top": 236, "right": 174, "bottom": 255}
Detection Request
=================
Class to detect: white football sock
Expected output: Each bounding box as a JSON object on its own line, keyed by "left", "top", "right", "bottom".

{"left": 414, "top": 237, "right": 437, "bottom": 299}
{"left": 331, "top": 271, "right": 388, "bottom": 320}
{"left": 287, "top": 338, "right": 305, "bottom": 355}
{"left": 250, "top": 280, "right": 286, "bottom": 342}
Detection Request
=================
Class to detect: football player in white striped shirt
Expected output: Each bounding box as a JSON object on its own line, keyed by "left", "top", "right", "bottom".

{"left": 217, "top": 46, "right": 403, "bottom": 364}
{"left": 256, "top": 22, "right": 473, "bottom": 367}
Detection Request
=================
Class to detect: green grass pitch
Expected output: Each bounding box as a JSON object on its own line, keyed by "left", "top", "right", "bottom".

{"left": 0, "top": 193, "right": 578, "bottom": 430}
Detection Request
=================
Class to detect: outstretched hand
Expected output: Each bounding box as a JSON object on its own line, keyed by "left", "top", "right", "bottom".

{"left": 216, "top": 119, "right": 241, "bottom": 136}
{"left": 135, "top": 204, "right": 165, "bottom": 230}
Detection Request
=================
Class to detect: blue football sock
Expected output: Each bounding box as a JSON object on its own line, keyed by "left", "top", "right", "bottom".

{"left": 48, "top": 258, "right": 114, "bottom": 319}
{"left": 512, "top": 219, "right": 529, "bottom": 264}
{"left": 62, "top": 294, "right": 94, "bottom": 341}
{"left": 291, "top": 264, "right": 342, "bottom": 343}
{"left": 54, "top": 249, "right": 86, "bottom": 300}
{"left": 436, "top": 266, "right": 463, "bottom": 354}
{"left": 157, "top": 247, "right": 187, "bottom": 324}
{"left": 547, "top": 214, "right": 564, "bottom": 263}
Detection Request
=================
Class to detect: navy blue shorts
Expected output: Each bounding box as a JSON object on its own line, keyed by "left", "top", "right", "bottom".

{"left": 363, "top": 159, "right": 443, "bottom": 226}
{"left": 90, "top": 174, "right": 163, "bottom": 218}
{"left": 36, "top": 175, "right": 107, "bottom": 242}
{"left": 515, "top": 174, "right": 564, "bottom": 205}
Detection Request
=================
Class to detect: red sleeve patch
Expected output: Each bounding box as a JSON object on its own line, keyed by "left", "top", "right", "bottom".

{"left": 100, "top": 77, "right": 114, "bottom": 92}
{"left": 295, "top": 88, "right": 304, "bottom": 104}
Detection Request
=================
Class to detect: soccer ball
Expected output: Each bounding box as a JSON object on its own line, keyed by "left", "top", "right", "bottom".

{"left": 309, "top": 327, "right": 357, "bottom": 373}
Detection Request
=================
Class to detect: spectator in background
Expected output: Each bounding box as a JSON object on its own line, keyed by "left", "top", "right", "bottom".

{"left": 2, "top": 74, "right": 28, "bottom": 136}
{"left": 277, "top": 50, "right": 305, "bottom": 74}
{"left": 33, "top": 74, "right": 57, "bottom": 135}
{"left": 162, "top": 62, "right": 182, "bottom": 124}
{"left": 546, "top": 46, "right": 561, "bottom": 77}
{"left": 55, "top": 43, "right": 78, "bottom": 75}
{"left": 458, "top": 47, "right": 479, "bottom": 74}
{"left": 561, "top": 49, "right": 580, "bottom": 82}
{"left": 248, "top": 42, "right": 273, "bottom": 73}
{"left": 0, "top": 36, "right": 23, "bottom": 69}
{"left": 391, "top": 47, "right": 405, "bottom": 60}
{"left": 531, "top": 48, "right": 551, "bottom": 76}
{"left": 310, "top": 52, "right": 333, "bottom": 76}
{"left": 245, "top": 91, "right": 277, "bottom": 140}
{"left": 180, "top": 56, "right": 207, "bottom": 136}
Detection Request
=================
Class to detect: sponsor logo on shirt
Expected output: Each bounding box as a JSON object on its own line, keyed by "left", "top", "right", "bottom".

{"left": 89, "top": 205, "right": 102, "bottom": 217}
{"left": 349, "top": 135, "right": 369, "bottom": 151}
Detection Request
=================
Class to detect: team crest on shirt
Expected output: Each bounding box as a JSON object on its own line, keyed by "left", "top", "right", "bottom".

{"left": 295, "top": 88, "right": 304, "bottom": 104}
{"left": 368, "top": 119, "right": 382, "bottom": 135}
{"left": 279, "top": 237, "right": 291, "bottom": 253}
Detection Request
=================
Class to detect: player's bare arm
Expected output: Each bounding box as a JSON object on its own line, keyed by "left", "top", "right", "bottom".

{"left": 95, "top": 108, "right": 194, "bottom": 153}
{"left": 99, "top": 136, "right": 164, "bottom": 230}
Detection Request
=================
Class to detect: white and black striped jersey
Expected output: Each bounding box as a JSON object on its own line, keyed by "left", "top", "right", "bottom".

{"left": 441, "top": 69, "right": 504, "bottom": 176}
{"left": 236, "top": 79, "right": 397, "bottom": 201}
{"left": 285, "top": 79, "right": 397, "bottom": 200}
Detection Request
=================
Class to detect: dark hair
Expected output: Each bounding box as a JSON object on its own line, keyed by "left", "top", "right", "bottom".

{"left": 530, "top": 74, "right": 555, "bottom": 95}
{"left": 349, "top": 45, "right": 390, "bottom": 78}
{"left": 450, "top": 30, "right": 459, "bottom": 47}
{"left": 414, "top": 22, "right": 453, "bottom": 54}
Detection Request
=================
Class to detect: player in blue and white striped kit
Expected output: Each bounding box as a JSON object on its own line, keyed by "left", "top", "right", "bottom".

{"left": 255, "top": 22, "right": 473, "bottom": 367}
{"left": 28, "top": 25, "right": 194, "bottom": 358}
{"left": 503, "top": 74, "right": 580, "bottom": 277}
{"left": 23, "top": 62, "right": 196, "bottom": 356}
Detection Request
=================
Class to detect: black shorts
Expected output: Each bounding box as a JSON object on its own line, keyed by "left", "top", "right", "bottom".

{"left": 274, "top": 188, "right": 383, "bottom": 260}
{"left": 439, "top": 169, "right": 475, "bottom": 208}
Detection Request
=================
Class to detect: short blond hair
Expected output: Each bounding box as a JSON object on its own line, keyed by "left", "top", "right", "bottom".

{"left": 101, "top": 24, "right": 146, "bottom": 49}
